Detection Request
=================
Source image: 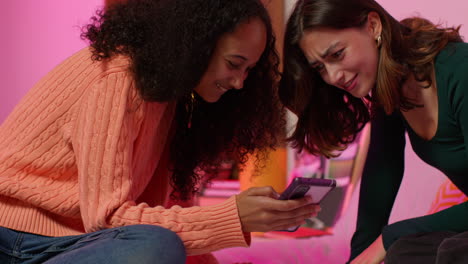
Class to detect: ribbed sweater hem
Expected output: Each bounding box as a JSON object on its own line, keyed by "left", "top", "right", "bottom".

{"left": 0, "top": 196, "right": 84, "bottom": 237}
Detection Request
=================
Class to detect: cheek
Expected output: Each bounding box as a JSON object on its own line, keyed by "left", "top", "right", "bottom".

{"left": 199, "top": 69, "right": 222, "bottom": 89}
{"left": 367, "top": 51, "right": 379, "bottom": 80}
{"left": 206, "top": 63, "right": 230, "bottom": 82}
{"left": 355, "top": 49, "right": 378, "bottom": 77}
{"left": 322, "top": 73, "right": 332, "bottom": 85}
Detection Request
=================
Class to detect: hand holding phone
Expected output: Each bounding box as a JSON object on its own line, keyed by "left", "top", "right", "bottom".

{"left": 278, "top": 177, "right": 336, "bottom": 231}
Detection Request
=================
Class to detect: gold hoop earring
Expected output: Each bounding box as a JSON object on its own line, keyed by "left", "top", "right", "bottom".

{"left": 376, "top": 35, "right": 382, "bottom": 48}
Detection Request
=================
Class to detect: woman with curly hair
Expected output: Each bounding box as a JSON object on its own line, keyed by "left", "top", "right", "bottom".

{"left": 280, "top": 0, "right": 467, "bottom": 263}
{"left": 0, "top": 0, "right": 320, "bottom": 263}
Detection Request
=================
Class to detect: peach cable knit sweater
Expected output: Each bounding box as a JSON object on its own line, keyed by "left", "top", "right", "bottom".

{"left": 0, "top": 47, "right": 249, "bottom": 256}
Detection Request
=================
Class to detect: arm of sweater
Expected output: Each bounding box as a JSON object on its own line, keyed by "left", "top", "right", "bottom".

{"left": 348, "top": 109, "right": 406, "bottom": 261}
{"left": 72, "top": 72, "right": 249, "bottom": 256}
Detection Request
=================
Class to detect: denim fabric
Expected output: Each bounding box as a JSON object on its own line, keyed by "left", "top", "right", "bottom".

{"left": 0, "top": 225, "right": 186, "bottom": 264}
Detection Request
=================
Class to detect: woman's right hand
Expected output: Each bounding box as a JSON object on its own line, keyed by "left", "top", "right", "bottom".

{"left": 350, "top": 235, "right": 386, "bottom": 264}
{"left": 235, "top": 186, "right": 321, "bottom": 232}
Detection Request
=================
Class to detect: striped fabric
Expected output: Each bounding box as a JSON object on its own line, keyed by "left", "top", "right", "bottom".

{"left": 428, "top": 179, "right": 468, "bottom": 214}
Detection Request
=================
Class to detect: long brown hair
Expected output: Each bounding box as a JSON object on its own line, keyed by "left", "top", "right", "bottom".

{"left": 280, "top": 0, "right": 462, "bottom": 157}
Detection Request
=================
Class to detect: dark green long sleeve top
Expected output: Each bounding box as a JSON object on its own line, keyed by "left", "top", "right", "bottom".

{"left": 349, "top": 42, "right": 468, "bottom": 261}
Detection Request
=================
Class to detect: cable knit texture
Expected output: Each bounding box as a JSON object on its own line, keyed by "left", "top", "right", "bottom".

{"left": 0, "top": 47, "right": 250, "bottom": 256}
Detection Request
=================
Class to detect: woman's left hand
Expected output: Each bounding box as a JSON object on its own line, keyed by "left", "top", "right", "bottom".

{"left": 350, "top": 235, "right": 386, "bottom": 264}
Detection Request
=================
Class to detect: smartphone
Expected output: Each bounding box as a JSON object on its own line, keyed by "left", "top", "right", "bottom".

{"left": 278, "top": 177, "right": 336, "bottom": 231}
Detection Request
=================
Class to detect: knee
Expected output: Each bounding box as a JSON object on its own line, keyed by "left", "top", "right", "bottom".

{"left": 121, "top": 225, "right": 186, "bottom": 264}
{"left": 384, "top": 236, "right": 424, "bottom": 264}
{"left": 438, "top": 237, "right": 456, "bottom": 251}
{"left": 437, "top": 234, "right": 465, "bottom": 255}
{"left": 135, "top": 225, "right": 184, "bottom": 247}
{"left": 384, "top": 239, "right": 407, "bottom": 263}
{"left": 385, "top": 232, "right": 455, "bottom": 264}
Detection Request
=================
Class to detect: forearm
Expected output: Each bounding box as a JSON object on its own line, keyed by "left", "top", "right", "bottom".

{"left": 108, "top": 196, "right": 249, "bottom": 255}
{"left": 349, "top": 110, "right": 406, "bottom": 260}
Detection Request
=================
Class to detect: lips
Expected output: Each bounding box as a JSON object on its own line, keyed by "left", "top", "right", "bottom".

{"left": 216, "top": 83, "right": 228, "bottom": 92}
{"left": 343, "top": 75, "right": 357, "bottom": 92}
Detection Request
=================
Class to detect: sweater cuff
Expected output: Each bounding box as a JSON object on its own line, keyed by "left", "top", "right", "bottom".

{"left": 222, "top": 195, "right": 252, "bottom": 247}
{"left": 217, "top": 195, "right": 250, "bottom": 247}
{"left": 187, "top": 196, "right": 250, "bottom": 255}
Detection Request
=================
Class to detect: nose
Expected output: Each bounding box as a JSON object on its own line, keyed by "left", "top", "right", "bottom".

{"left": 229, "top": 71, "right": 247, "bottom": 90}
{"left": 325, "top": 64, "right": 345, "bottom": 88}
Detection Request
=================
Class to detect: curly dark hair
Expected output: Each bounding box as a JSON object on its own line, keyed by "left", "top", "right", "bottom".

{"left": 82, "top": 0, "right": 285, "bottom": 200}
{"left": 280, "top": 0, "right": 462, "bottom": 157}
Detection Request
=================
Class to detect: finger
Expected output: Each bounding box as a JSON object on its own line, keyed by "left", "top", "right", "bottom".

{"left": 310, "top": 204, "right": 322, "bottom": 214}
{"left": 272, "top": 217, "right": 307, "bottom": 231}
{"left": 245, "top": 186, "right": 279, "bottom": 199}
{"left": 257, "top": 207, "right": 317, "bottom": 231}
{"left": 265, "top": 196, "right": 314, "bottom": 211}
{"left": 272, "top": 204, "right": 320, "bottom": 220}
{"left": 270, "top": 209, "right": 315, "bottom": 230}
{"left": 300, "top": 204, "right": 321, "bottom": 215}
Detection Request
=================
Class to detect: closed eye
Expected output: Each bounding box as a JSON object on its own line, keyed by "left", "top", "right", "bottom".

{"left": 228, "top": 59, "right": 256, "bottom": 76}
{"left": 227, "top": 60, "right": 241, "bottom": 69}
{"left": 311, "top": 62, "right": 325, "bottom": 73}
{"left": 330, "top": 49, "right": 344, "bottom": 59}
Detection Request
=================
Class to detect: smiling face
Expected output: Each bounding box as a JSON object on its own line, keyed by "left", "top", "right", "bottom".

{"left": 194, "top": 17, "right": 267, "bottom": 103}
{"left": 298, "top": 13, "right": 382, "bottom": 98}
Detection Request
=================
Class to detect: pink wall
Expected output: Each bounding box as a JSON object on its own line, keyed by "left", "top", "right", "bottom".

{"left": 379, "top": 0, "right": 467, "bottom": 37}
{"left": 0, "top": 0, "right": 104, "bottom": 122}
{"left": 1, "top": 0, "right": 467, "bottom": 123}
{"left": 284, "top": 0, "right": 467, "bottom": 37}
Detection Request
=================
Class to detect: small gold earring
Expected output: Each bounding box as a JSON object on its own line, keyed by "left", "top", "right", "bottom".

{"left": 376, "top": 35, "right": 382, "bottom": 48}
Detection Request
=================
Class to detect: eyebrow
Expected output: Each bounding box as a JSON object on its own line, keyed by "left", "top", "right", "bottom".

{"left": 227, "top": 55, "right": 248, "bottom": 61}
{"left": 308, "top": 42, "right": 341, "bottom": 65}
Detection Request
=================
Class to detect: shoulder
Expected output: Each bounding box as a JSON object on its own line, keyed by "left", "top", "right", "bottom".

{"left": 68, "top": 47, "right": 143, "bottom": 113}
{"left": 436, "top": 42, "right": 468, "bottom": 114}
{"left": 70, "top": 47, "right": 134, "bottom": 91}
{"left": 435, "top": 42, "right": 468, "bottom": 72}
{"left": 435, "top": 42, "right": 468, "bottom": 89}
{"left": 41, "top": 47, "right": 134, "bottom": 95}
{"left": 65, "top": 46, "right": 132, "bottom": 77}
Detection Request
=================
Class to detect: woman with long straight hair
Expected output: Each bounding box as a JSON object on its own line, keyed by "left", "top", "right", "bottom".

{"left": 0, "top": 0, "right": 320, "bottom": 263}
{"left": 281, "top": 0, "right": 467, "bottom": 263}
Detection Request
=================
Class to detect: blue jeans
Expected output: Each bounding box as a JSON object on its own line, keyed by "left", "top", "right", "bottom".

{"left": 0, "top": 225, "right": 186, "bottom": 264}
